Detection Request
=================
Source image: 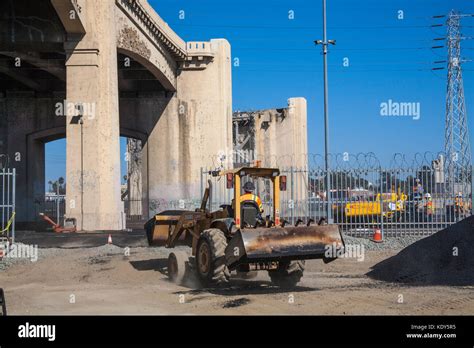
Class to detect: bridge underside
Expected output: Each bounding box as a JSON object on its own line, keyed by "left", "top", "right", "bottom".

{"left": 0, "top": 0, "right": 232, "bottom": 231}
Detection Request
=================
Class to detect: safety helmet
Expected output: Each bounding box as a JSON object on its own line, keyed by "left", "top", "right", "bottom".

{"left": 415, "top": 178, "right": 420, "bottom": 183}
{"left": 243, "top": 181, "right": 255, "bottom": 192}
{"left": 424, "top": 193, "right": 431, "bottom": 198}
{"left": 456, "top": 192, "right": 462, "bottom": 197}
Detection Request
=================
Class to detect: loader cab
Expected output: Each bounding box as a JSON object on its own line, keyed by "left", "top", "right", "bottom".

{"left": 220, "top": 166, "right": 286, "bottom": 229}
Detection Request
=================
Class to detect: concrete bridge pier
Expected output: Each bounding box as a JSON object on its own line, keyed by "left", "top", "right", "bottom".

{"left": 143, "top": 39, "right": 233, "bottom": 215}
{"left": 65, "top": 0, "right": 123, "bottom": 231}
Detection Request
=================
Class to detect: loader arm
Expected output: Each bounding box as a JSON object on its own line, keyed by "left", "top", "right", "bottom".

{"left": 200, "top": 179, "right": 213, "bottom": 211}
{"left": 200, "top": 187, "right": 209, "bottom": 211}
{"left": 166, "top": 212, "right": 205, "bottom": 248}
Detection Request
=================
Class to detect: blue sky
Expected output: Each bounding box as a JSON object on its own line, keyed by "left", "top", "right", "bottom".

{"left": 45, "top": 0, "right": 474, "bottom": 186}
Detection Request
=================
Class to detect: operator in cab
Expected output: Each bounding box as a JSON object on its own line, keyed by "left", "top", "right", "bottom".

{"left": 240, "top": 181, "right": 264, "bottom": 213}
{"left": 229, "top": 180, "right": 265, "bottom": 226}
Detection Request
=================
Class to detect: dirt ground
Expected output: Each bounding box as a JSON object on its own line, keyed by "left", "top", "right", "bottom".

{"left": 1, "top": 244, "right": 473, "bottom": 315}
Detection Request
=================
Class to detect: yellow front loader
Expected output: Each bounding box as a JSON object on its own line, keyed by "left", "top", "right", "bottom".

{"left": 145, "top": 165, "right": 344, "bottom": 288}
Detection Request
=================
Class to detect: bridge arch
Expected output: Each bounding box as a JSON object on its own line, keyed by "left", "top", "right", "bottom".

{"left": 115, "top": 2, "right": 181, "bottom": 92}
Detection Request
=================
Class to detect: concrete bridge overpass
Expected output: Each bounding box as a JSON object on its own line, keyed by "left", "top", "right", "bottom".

{"left": 0, "top": 0, "right": 232, "bottom": 230}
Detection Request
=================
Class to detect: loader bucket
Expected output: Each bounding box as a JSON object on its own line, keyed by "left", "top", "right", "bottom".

{"left": 225, "top": 224, "right": 344, "bottom": 268}
{"left": 144, "top": 210, "right": 190, "bottom": 247}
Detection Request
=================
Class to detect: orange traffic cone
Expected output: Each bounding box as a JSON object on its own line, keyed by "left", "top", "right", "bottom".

{"left": 372, "top": 228, "right": 383, "bottom": 243}
{"left": 107, "top": 234, "right": 113, "bottom": 245}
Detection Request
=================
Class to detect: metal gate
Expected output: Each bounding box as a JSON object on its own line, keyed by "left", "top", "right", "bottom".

{"left": 0, "top": 168, "right": 16, "bottom": 242}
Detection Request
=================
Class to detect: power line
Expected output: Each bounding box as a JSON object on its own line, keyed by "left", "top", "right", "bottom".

{"left": 233, "top": 68, "right": 444, "bottom": 73}
{"left": 232, "top": 46, "right": 435, "bottom": 52}
{"left": 236, "top": 60, "right": 439, "bottom": 66}
{"left": 170, "top": 23, "right": 434, "bottom": 30}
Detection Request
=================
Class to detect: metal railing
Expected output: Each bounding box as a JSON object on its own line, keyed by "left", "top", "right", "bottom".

{"left": 0, "top": 168, "right": 16, "bottom": 242}
{"left": 200, "top": 152, "right": 473, "bottom": 237}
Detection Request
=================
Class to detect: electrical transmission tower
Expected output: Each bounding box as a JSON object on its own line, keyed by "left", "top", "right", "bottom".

{"left": 444, "top": 10, "right": 472, "bottom": 197}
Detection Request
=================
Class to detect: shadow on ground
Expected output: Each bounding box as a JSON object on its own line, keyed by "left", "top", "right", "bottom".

{"left": 15, "top": 230, "right": 148, "bottom": 248}
{"left": 173, "top": 280, "right": 318, "bottom": 296}
{"left": 130, "top": 258, "right": 168, "bottom": 276}
{"left": 130, "top": 257, "right": 318, "bottom": 295}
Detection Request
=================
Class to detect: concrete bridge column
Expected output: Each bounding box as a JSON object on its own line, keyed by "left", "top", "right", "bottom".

{"left": 65, "top": 0, "right": 123, "bottom": 231}
{"left": 144, "top": 39, "right": 233, "bottom": 216}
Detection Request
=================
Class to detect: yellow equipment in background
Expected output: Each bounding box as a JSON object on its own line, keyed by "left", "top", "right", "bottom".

{"left": 344, "top": 190, "right": 407, "bottom": 221}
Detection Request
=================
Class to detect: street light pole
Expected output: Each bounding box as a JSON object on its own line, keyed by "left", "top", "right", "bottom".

{"left": 315, "top": 0, "right": 335, "bottom": 223}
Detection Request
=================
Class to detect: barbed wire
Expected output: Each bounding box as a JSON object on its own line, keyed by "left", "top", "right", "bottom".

{"left": 203, "top": 151, "right": 470, "bottom": 172}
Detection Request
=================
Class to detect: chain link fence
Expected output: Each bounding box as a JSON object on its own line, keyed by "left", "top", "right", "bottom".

{"left": 201, "top": 152, "right": 473, "bottom": 237}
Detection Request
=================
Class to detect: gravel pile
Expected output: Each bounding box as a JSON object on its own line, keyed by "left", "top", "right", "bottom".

{"left": 367, "top": 216, "right": 474, "bottom": 285}
{"left": 78, "top": 244, "right": 126, "bottom": 257}
{"left": 342, "top": 234, "right": 427, "bottom": 251}
{"left": 0, "top": 243, "right": 46, "bottom": 271}
{"left": 0, "top": 256, "right": 21, "bottom": 271}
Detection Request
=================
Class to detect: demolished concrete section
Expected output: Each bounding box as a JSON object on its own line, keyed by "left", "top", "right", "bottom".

{"left": 127, "top": 97, "right": 308, "bottom": 219}
{"left": 233, "top": 97, "right": 308, "bottom": 168}
{"left": 233, "top": 98, "right": 308, "bottom": 217}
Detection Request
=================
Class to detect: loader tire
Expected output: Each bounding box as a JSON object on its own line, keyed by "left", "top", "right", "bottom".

{"left": 167, "top": 250, "right": 189, "bottom": 285}
{"left": 196, "top": 229, "right": 230, "bottom": 286}
{"left": 268, "top": 260, "right": 305, "bottom": 288}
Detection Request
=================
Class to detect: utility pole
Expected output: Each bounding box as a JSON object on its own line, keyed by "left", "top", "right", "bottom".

{"left": 444, "top": 10, "right": 472, "bottom": 203}
{"left": 315, "top": 0, "right": 335, "bottom": 223}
